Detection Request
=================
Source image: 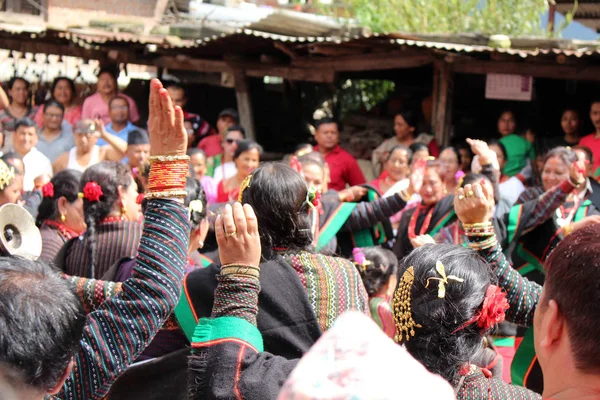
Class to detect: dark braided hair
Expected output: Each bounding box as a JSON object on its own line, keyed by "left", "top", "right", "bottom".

{"left": 401, "top": 244, "right": 496, "bottom": 384}
{"left": 184, "top": 177, "right": 207, "bottom": 230}
{"left": 80, "top": 162, "right": 132, "bottom": 277}
{"left": 240, "top": 163, "right": 313, "bottom": 259}
{"left": 352, "top": 246, "right": 398, "bottom": 296}
{"left": 36, "top": 170, "right": 82, "bottom": 227}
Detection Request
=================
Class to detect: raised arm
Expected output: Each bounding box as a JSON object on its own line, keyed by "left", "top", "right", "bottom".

{"left": 188, "top": 203, "right": 298, "bottom": 400}
{"left": 59, "top": 79, "right": 191, "bottom": 399}
{"left": 342, "top": 192, "right": 408, "bottom": 232}
{"left": 94, "top": 118, "right": 128, "bottom": 161}
{"left": 455, "top": 182, "right": 541, "bottom": 328}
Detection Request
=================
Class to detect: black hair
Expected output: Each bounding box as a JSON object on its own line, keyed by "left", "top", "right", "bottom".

{"left": 385, "top": 144, "right": 412, "bottom": 164}
{"left": 43, "top": 99, "right": 65, "bottom": 114}
{"left": 240, "top": 163, "right": 313, "bottom": 259}
{"left": 460, "top": 173, "right": 491, "bottom": 188}
{"left": 400, "top": 244, "right": 496, "bottom": 384}
{"left": 0, "top": 257, "right": 86, "bottom": 390}
{"left": 314, "top": 117, "right": 338, "bottom": 130}
{"left": 6, "top": 77, "right": 29, "bottom": 91}
{"left": 97, "top": 66, "right": 118, "bottom": 81}
{"left": 165, "top": 82, "right": 185, "bottom": 93}
{"left": 395, "top": 109, "right": 418, "bottom": 129}
{"left": 573, "top": 145, "right": 594, "bottom": 165}
{"left": 36, "top": 170, "right": 82, "bottom": 227}
{"left": 187, "top": 148, "right": 206, "bottom": 159}
{"left": 14, "top": 118, "right": 36, "bottom": 131}
{"left": 409, "top": 142, "right": 429, "bottom": 164}
{"left": 543, "top": 146, "right": 577, "bottom": 167}
{"left": 50, "top": 77, "right": 76, "bottom": 100}
{"left": 1, "top": 152, "right": 23, "bottom": 175}
{"left": 488, "top": 140, "right": 508, "bottom": 162}
{"left": 353, "top": 247, "right": 398, "bottom": 296}
{"left": 80, "top": 161, "right": 132, "bottom": 277}
{"left": 233, "top": 140, "right": 263, "bottom": 160}
{"left": 108, "top": 95, "right": 129, "bottom": 110}
{"left": 184, "top": 177, "right": 207, "bottom": 230}
{"left": 227, "top": 125, "right": 246, "bottom": 137}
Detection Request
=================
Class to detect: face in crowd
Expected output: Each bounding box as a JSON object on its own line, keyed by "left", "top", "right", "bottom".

{"left": 497, "top": 111, "right": 516, "bottom": 137}
{"left": 14, "top": 125, "right": 37, "bottom": 156}
{"left": 385, "top": 148, "right": 410, "bottom": 182}
{"left": 314, "top": 122, "right": 339, "bottom": 152}
{"left": 420, "top": 166, "right": 445, "bottom": 205}
{"left": 223, "top": 130, "right": 244, "bottom": 159}
{"left": 589, "top": 102, "right": 600, "bottom": 133}
{"left": 109, "top": 98, "right": 129, "bottom": 125}
{"left": 394, "top": 114, "right": 415, "bottom": 141}
{"left": 97, "top": 72, "right": 117, "bottom": 97}
{"left": 43, "top": 104, "right": 64, "bottom": 131}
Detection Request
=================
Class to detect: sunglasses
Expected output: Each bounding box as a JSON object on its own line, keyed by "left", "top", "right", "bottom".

{"left": 225, "top": 138, "right": 240, "bottom": 144}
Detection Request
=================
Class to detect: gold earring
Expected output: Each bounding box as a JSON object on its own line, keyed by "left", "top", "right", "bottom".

{"left": 198, "top": 240, "right": 204, "bottom": 249}
{"left": 121, "top": 201, "right": 127, "bottom": 216}
{"left": 392, "top": 266, "right": 422, "bottom": 343}
{"left": 60, "top": 213, "right": 66, "bottom": 223}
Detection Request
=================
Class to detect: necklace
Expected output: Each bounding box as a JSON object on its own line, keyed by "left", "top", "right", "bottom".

{"left": 100, "top": 216, "right": 126, "bottom": 224}
{"left": 408, "top": 204, "right": 434, "bottom": 239}
{"left": 556, "top": 196, "right": 580, "bottom": 227}
{"left": 43, "top": 220, "right": 81, "bottom": 240}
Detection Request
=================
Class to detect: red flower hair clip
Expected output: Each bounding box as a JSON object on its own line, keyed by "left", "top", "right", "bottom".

{"left": 453, "top": 285, "right": 509, "bottom": 333}
{"left": 136, "top": 193, "right": 145, "bottom": 205}
{"left": 83, "top": 182, "right": 103, "bottom": 202}
{"left": 42, "top": 182, "right": 54, "bottom": 198}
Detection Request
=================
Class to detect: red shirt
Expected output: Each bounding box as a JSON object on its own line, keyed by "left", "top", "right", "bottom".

{"left": 315, "top": 145, "right": 366, "bottom": 191}
{"left": 579, "top": 133, "right": 600, "bottom": 172}
{"left": 197, "top": 134, "right": 223, "bottom": 158}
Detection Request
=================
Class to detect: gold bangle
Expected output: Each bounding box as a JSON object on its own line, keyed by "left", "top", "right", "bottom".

{"left": 462, "top": 222, "right": 492, "bottom": 229}
{"left": 221, "top": 263, "right": 260, "bottom": 270}
{"left": 220, "top": 269, "right": 260, "bottom": 279}
{"left": 148, "top": 155, "right": 190, "bottom": 164}
{"left": 144, "top": 190, "right": 188, "bottom": 199}
{"left": 563, "top": 223, "right": 573, "bottom": 236}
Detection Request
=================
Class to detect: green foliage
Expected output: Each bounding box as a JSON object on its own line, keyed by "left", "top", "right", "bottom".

{"left": 320, "top": 0, "right": 550, "bottom": 36}
{"left": 335, "top": 79, "right": 396, "bottom": 116}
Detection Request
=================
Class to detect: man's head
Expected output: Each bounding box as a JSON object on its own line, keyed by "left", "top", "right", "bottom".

{"left": 166, "top": 84, "right": 187, "bottom": 109}
{"left": 42, "top": 99, "right": 65, "bottom": 131}
{"left": 13, "top": 118, "right": 37, "bottom": 156}
{"left": 108, "top": 96, "right": 130, "bottom": 125}
{"left": 534, "top": 224, "right": 600, "bottom": 389}
{"left": 589, "top": 100, "right": 600, "bottom": 133}
{"left": 0, "top": 257, "right": 86, "bottom": 395}
{"left": 314, "top": 118, "right": 339, "bottom": 152}
{"left": 126, "top": 129, "right": 151, "bottom": 169}
{"left": 216, "top": 108, "right": 239, "bottom": 137}
{"left": 223, "top": 126, "right": 246, "bottom": 159}
{"left": 97, "top": 68, "right": 117, "bottom": 97}
{"left": 73, "top": 119, "right": 99, "bottom": 154}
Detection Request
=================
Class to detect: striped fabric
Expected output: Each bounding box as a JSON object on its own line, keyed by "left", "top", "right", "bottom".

{"left": 40, "top": 224, "right": 68, "bottom": 263}
{"left": 62, "top": 274, "right": 123, "bottom": 315}
{"left": 283, "top": 252, "right": 370, "bottom": 333}
{"left": 55, "top": 199, "right": 190, "bottom": 400}
{"left": 476, "top": 236, "right": 541, "bottom": 327}
{"left": 63, "top": 220, "right": 143, "bottom": 279}
{"left": 456, "top": 366, "right": 540, "bottom": 399}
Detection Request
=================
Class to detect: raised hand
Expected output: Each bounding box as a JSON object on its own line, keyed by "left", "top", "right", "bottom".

{"left": 454, "top": 181, "right": 494, "bottom": 225}
{"left": 569, "top": 159, "right": 587, "bottom": 186}
{"left": 467, "top": 138, "right": 494, "bottom": 167}
{"left": 92, "top": 118, "right": 106, "bottom": 138}
{"left": 409, "top": 159, "right": 426, "bottom": 195}
{"left": 148, "top": 78, "right": 187, "bottom": 156}
{"left": 215, "top": 203, "right": 261, "bottom": 267}
{"left": 410, "top": 234, "right": 435, "bottom": 249}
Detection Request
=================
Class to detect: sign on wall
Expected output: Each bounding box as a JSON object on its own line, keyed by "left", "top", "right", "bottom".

{"left": 485, "top": 74, "right": 533, "bottom": 102}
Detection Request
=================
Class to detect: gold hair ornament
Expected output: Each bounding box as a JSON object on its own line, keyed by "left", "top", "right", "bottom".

{"left": 238, "top": 175, "right": 252, "bottom": 203}
{"left": 425, "top": 260, "right": 464, "bottom": 299}
{"left": 0, "top": 161, "right": 15, "bottom": 191}
{"left": 392, "top": 266, "right": 422, "bottom": 342}
{"left": 189, "top": 199, "right": 204, "bottom": 215}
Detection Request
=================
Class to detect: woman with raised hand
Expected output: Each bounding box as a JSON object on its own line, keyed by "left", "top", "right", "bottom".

{"left": 180, "top": 163, "right": 369, "bottom": 360}
{"left": 34, "top": 76, "right": 82, "bottom": 127}
{"left": 0, "top": 77, "right": 37, "bottom": 149}
{"left": 36, "top": 170, "right": 86, "bottom": 262}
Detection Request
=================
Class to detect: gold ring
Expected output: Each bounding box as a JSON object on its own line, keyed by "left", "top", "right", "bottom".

{"left": 225, "top": 230, "right": 237, "bottom": 238}
{"left": 467, "top": 190, "right": 474, "bottom": 197}
{"left": 458, "top": 194, "right": 465, "bottom": 201}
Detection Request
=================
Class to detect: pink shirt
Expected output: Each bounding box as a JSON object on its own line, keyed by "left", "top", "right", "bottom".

{"left": 34, "top": 104, "right": 82, "bottom": 128}
{"left": 197, "top": 134, "right": 223, "bottom": 158}
{"left": 81, "top": 92, "right": 140, "bottom": 125}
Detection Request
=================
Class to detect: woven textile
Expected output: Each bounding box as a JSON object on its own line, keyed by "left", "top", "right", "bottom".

{"left": 283, "top": 252, "right": 369, "bottom": 333}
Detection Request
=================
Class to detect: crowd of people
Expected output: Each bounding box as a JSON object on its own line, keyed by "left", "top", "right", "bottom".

{"left": 0, "top": 71, "right": 598, "bottom": 400}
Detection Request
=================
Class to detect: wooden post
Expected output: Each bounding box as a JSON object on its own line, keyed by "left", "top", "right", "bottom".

{"left": 234, "top": 71, "right": 256, "bottom": 141}
{"left": 432, "top": 60, "right": 453, "bottom": 147}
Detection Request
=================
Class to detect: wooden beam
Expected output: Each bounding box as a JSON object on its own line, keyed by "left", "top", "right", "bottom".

{"left": 153, "top": 56, "right": 228, "bottom": 74}
{"left": 293, "top": 51, "right": 434, "bottom": 72}
{"left": 0, "top": 36, "right": 108, "bottom": 62}
{"left": 433, "top": 61, "right": 452, "bottom": 147}
{"left": 245, "top": 67, "right": 335, "bottom": 83}
{"left": 453, "top": 59, "right": 600, "bottom": 81}
{"left": 234, "top": 71, "right": 256, "bottom": 141}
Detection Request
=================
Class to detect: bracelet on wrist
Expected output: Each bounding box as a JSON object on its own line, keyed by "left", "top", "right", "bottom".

{"left": 467, "top": 235, "right": 498, "bottom": 251}
{"left": 148, "top": 155, "right": 190, "bottom": 164}
{"left": 220, "top": 268, "right": 260, "bottom": 279}
{"left": 562, "top": 223, "right": 573, "bottom": 236}
{"left": 145, "top": 190, "right": 188, "bottom": 200}
{"left": 568, "top": 175, "right": 585, "bottom": 189}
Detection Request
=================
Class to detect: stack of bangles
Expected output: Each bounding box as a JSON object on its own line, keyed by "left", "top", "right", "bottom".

{"left": 463, "top": 222, "right": 498, "bottom": 250}
{"left": 220, "top": 264, "right": 260, "bottom": 280}
{"left": 145, "top": 155, "right": 190, "bottom": 199}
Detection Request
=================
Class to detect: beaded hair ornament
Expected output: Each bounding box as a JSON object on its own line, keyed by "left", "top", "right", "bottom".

{"left": 238, "top": 175, "right": 252, "bottom": 203}
{"left": 0, "top": 160, "right": 15, "bottom": 191}
{"left": 392, "top": 266, "right": 422, "bottom": 342}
